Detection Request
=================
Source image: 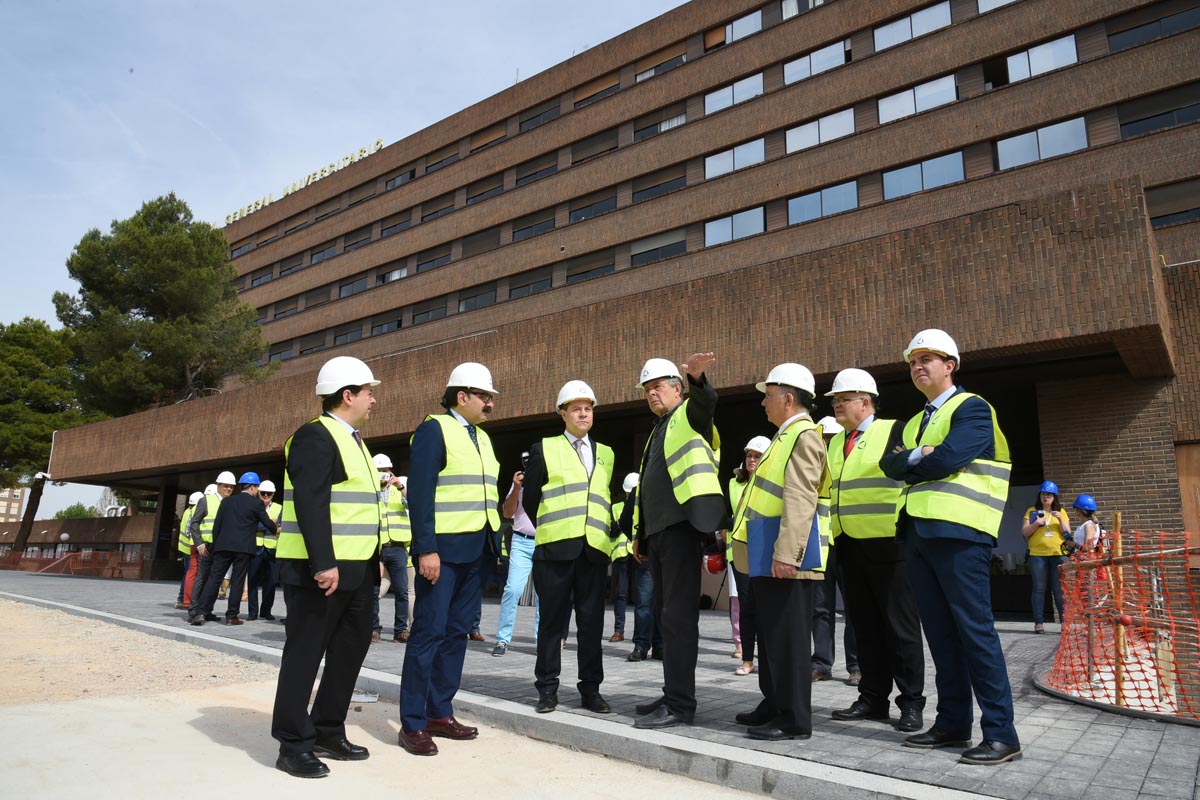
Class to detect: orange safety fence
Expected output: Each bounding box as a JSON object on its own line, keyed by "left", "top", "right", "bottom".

{"left": 1039, "top": 514, "right": 1200, "bottom": 723}
{"left": 0, "top": 550, "right": 145, "bottom": 579}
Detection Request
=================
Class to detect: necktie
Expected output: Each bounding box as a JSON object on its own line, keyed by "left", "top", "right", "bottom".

{"left": 353, "top": 430, "right": 363, "bottom": 448}
{"left": 917, "top": 403, "right": 935, "bottom": 439}
{"left": 573, "top": 438, "right": 591, "bottom": 476}
{"left": 466, "top": 424, "right": 479, "bottom": 450}
{"left": 843, "top": 429, "right": 860, "bottom": 458}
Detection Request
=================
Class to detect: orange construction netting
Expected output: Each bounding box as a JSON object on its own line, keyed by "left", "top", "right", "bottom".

{"left": 1040, "top": 523, "right": 1200, "bottom": 722}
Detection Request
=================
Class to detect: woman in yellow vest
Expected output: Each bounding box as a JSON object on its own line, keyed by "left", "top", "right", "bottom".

{"left": 727, "top": 435, "right": 770, "bottom": 677}
{"left": 1021, "top": 480, "right": 1071, "bottom": 634}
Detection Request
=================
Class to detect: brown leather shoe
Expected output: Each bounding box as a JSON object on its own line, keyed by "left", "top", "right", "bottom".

{"left": 394, "top": 631, "right": 410, "bottom": 643}
{"left": 426, "top": 715, "right": 478, "bottom": 740}
{"left": 468, "top": 632, "right": 485, "bottom": 642}
{"left": 609, "top": 632, "right": 625, "bottom": 642}
{"left": 370, "top": 631, "right": 381, "bottom": 644}
{"left": 398, "top": 729, "right": 438, "bottom": 756}
{"left": 226, "top": 618, "right": 244, "bottom": 626}
{"left": 811, "top": 669, "right": 832, "bottom": 682}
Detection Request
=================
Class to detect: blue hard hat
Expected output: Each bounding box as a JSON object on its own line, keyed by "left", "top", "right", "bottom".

{"left": 1072, "top": 494, "right": 1097, "bottom": 512}
{"left": 238, "top": 471, "right": 261, "bottom": 485}
{"left": 1039, "top": 480, "right": 1059, "bottom": 495}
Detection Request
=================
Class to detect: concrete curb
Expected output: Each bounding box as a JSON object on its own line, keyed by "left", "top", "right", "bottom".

{"left": 3, "top": 590, "right": 991, "bottom": 800}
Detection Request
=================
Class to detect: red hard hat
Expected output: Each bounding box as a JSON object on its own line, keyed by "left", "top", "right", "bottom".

{"left": 703, "top": 551, "right": 727, "bottom": 575}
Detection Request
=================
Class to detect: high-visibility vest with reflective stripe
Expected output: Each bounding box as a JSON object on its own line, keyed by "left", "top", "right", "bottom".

{"left": 421, "top": 414, "right": 501, "bottom": 534}
{"left": 262, "top": 502, "right": 282, "bottom": 550}
{"left": 535, "top": 436, "right": 615, "bottom": 557}
{"left": 610, "top": 500, "right": 630, "bottom": 561}
{"left": 197, "top": 495, "right": 222, "bottom": 543}
{"left": 278, "top": 416, "right": 381, "bottom": 561}
{"left": 177, "top": 506, "right": 195, "bottom": 554}
{"left": 828, "top": 419, "right": 904, "bottom": 540}
{"left": 726, "top": 477, "right": 749, "bottom": 559}
{"left": 899, "top": 392, "right": 1011, "bottom": 538}
{"left": 730, "top": 418, "right": 829, "bottom": 572}
{"left": 381, "top": 489, "right": 411, "bottom": 545}
{"left": 634, "top": 399, "right": 721, "bottom": 532}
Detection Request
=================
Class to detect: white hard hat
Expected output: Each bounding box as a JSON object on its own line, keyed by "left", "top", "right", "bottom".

{"left": 825, "top": 368, "right": 878, "bottom": 397}
{"left": 215, "top": 470, "right": 237, "bottom": 485}
{"left": 755, "top": 363, "right": 815, "bottom": 397}
{"left": 188, "top": 491, "right": 203, "bottom": 505}
{"left": 204, "top": 483, "right": 219, "bottom": 495}
{"left": 744, "top": 436, "right": 771, "bottom": 455}
{"left": 259, "top": 480, "right": 276, "bottom": 493}
{"left": 904, "top": 328, "right": 960, "bottom": 364}
{"left": 556, "top": 380, "right": 597, "bottom": 408}
{"left": 446, "top": 362, "right": 498, "bottom": 395}
{"left": 817, "top": 416, "right": 843, "bottom": 435}
{"left": 622, "top": 472, "right": 640, "bottom": 493}
{"left": 315, "top": 356, "right": 380, "bottom": 396}
{"left": 373, "top": 453, "right": 393, "bottom": 469}
{"left": 637, "top": 357, "right": 682, "bottom": 387}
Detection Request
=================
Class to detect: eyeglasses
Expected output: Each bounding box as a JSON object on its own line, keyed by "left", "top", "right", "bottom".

{"left": 260, "top": 492, "right": 274, "bottom": 497}
{"left": 832, "top": 396, "right": 869, "bottom": 406}
{"left": 469, "top": 391, "right": 494, "bottom": 404}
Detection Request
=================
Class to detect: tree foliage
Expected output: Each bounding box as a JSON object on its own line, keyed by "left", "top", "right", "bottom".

{"left": 54, "top": 502, "right": 95, "bottom": 519}
{"left": 0, "top": 318, "right": 101, "bottom": 486}
{"left": 53, "top": 193, "right": 272, "bottom": 417}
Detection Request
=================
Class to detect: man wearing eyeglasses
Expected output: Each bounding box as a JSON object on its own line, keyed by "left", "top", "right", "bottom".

{"left": 398, "top": 362, "right": 501, "bottom": 756}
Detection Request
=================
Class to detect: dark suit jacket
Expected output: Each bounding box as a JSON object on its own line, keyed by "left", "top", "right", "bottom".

{"left": 211, "top": 491, "right": 276, "bottom": 554}
{"left": 522, "top": 437, "right": 611, "bottom": 563}
{"left": 278, "top": 416, "right": 378, "bottom": 592}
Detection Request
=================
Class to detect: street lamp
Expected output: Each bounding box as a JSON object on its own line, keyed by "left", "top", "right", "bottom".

{"left": 59, "top": 532, "right": 70, "bottom": 555}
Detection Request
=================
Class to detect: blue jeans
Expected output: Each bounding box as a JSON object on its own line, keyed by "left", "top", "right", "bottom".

{"left": 631, "top": 560, "right": 662, "bottom": 651}
{"left": 496, "top": 532, "right": 539, "bottom": 644}
{"left": 612, "top": 557, "right": 630, "bottom": 634}
{"left": 374, "top": 544, "right": 411, "bottom": 635}
{"left": 1028, "top": 554, "right": 1064, "bottom": 625}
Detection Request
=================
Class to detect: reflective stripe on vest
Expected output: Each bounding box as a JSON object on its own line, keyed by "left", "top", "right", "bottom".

{"left": 726, "top": 477, "right": 749, "bottom": 559}
{"left": 381, "top": 489, "right": 411, "bottom": 545}
{"left": 634, "top": 399, "right": 721, "bottom": 535}
{"left": 899, "top": 392, "right": 1011, "bottom": 537}
{"left": 730, "top": 418, "right": 829, "bottom": 572}
{"left": 262, "top": 502, "right": 281, "bottom": 550}
{"left": 420, "top": 414, "right": 501, "bottom": 534}
{"left": 177, "top": 506, "right": 195, "bottom": 553}
{"left": 197, "top": 495, "right": 221, "bottom": 543}
{"left": 278, "top": 416, "right": 382, "bottom": 561}
{"left": 827, "top": 419, "right": 903, "bottom": 540}
{"left": 535, "top": 436, "right": 615, "bottom": 556}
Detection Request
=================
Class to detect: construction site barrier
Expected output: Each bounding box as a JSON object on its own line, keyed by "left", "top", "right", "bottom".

{"left": 0, "top": 551, "right": 145, "bottom": 579}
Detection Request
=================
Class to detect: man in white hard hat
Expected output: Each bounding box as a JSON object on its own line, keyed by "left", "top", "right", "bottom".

{"left": 373, "top": 453, "right": 412, "bottom": 644}
{"left": 399, "top": 362, "right": 500, "bottom": 755}
{"left": 249, "top": 480, "right": 283, "bottom": 621}
{"left": 729, "top": 363, "right": 830, "bottom": 742}
{"left": 631, "top": 353, "right": 722, "bottom": 730}
{"left": 825, "top": 368, "right": 925, "bottom": 733}
{"left": 186, "top": 472, "right": 236, "bottom": 623}
{"left": 176, "top": 491, "right": 202, "bottom": 609}
{"left": 880, "top": 330, "right": 1020, "bottom": 765}
{"left": 271, "top": 356, "right": 382, "bottom": 778}
{"left": 521, "top": 380, "right": 615, "bottom": 715}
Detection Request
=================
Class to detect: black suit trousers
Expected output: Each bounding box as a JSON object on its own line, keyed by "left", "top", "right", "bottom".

{"left": 532, "top": 552, "right": 607, "bottom": 696}
{"left": 647, "top": 523, "right": 703, "bottom": 719}
{"left": 752, "top": 576, "right": 816, "bottom": 734}
{"left": 194, "top": 551, "right": 251, "bottom": 620}
{"left": 271, "top": 577, "right": 374, "bottom": 755}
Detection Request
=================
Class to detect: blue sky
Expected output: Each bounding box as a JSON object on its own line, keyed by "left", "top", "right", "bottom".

{"left": 0, "top": 0, "right": 684, "bottom": 515}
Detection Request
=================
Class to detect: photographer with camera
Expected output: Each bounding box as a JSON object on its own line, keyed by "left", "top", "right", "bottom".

{"left": 1021, "top": 481, "right": 1071, "bottom": 634}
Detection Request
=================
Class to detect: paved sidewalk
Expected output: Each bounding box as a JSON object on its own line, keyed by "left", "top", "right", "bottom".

{"left": 3, "top": 571, "right": 1198, "bottom": 799}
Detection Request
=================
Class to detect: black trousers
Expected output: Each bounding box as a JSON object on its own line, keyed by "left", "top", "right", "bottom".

{"left": 271, "top": 578, "right": 374, "bottom": 755}
{"left": 751, "top": 577, "right": 816, "bottom": 733}
{"left": 732, "top": 566, "right": 757, "bottom": 662}
{"left": 532, "top": 553, "right": 607, "bottom": 696}
{"left": 647, "top": 523, "right": 703, "bottom": 720}
{"left": 837, "top": 536, "right": 926, "bottom": 712}
{"left": 188, "top": 549, "right": 214, "bottom": 618}
{"left": 193, "top": 551, "right": 251, "bottom": 619}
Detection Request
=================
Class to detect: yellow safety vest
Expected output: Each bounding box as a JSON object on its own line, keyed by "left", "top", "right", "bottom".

{"left": 197, "top": 494, "right": 222, "bottom": 544}
{"left": 177, "top": 505, "right": 195, "bottom": 554}
{"left": 634, "top": 398, "right": 722, "bottom": 531}
{"left": 535, "top": 436, "right": 615, "bottom": 557}
{"left": 609, "top": 500, "right": 630, "bottom": 561}
{"left": 381, "top": 488, "right": 412, "bottom": 545}
{"left": 420, "top": 414, "right": 501, "bottom": 534}
{"left": 828, "top": 419, "right": 904, "bottom": 540}
{"left": 259, "top": 501, "right": 282, "bottom": 549}
{"left": 278, "top": 416, "right": 381, "bottom": 561}
{"left": 726, "top": 476, "right": 749, "bottom": 559}
{"left": 899, "top": 392, "right": 1011, "bottom": 537}
{"left": 731, "top": 418, "right": 829, "bottom": 572}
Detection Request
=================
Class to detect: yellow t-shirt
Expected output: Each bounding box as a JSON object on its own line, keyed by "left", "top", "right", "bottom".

{"left": 1024, "top": 507, "right": 1070, "bottom": 557}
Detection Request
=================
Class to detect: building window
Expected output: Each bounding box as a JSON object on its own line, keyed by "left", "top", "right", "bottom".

{"left": 788, "top": 181, "right": 858, "bottom": 224}
{"left": 269, "top": 343, "right": 294, "bottom": 363}
{"left": 458, "top": 285, "right": 497, "bottom": 312}
{"left": 461, "top": 227, "right": 502, "bottom": 258}
{"left": 257, "top": 229, "right": 277, "bottom": 247}
{"left": 333, "top": 323, "right": 363, "bottom": 346}
{"left": 575, "top": 73, "right": 620, "bottom": 109}
{"left": 339, "top": 275, "right": 367, "bottom": 299}
{"left": 278, "top": 256, "right": 303, "bottom": 276}
{"left": 705, "top": 138, "right": 766, "bottom": 179}
{"left": 310, "top": 242, "right": 336, "bottom": 265}
{"left": 571, "top": 128, "right": 618, "bottom": 164}
{"left": 385, "top": 168, "right": 415, "bottom": 191}
{"left": 705, "top": 207, "right": 765, "bottom": 246}
{"left": 704, "top": 73, "right": 764, "bottom": 115}
{"left": 467, "top": 174, "right": 504, "bottom": 205}
{"left": 250, "top": 267, "right": 273, "bottom": 288}
{"left": 878, "top": 75, "right": 957, "bottom": 124}
{"left": 1146, "top": 178, "right": 1200, "bottom": 228}
{"left": 273, "top": 298, "right": 297, "bottom": 320}
{"left": 509, "top": 268, "right": 553, "bottom": 299}
{"left": 565, "top": 262, "right": 614, "bottom": 284}
{"left": 978, "top": 0, "right": 1018, "bottom": 12}
{"left": 471, "top": 123, "right": 507, "bottom": 153}
{"left": 254, "top": 307, "right": 268, "bottom": 325}
{"left": 1108, "top": 5, "right": 1200, "bottom": 52}
{"left": 424, "top": 144, "right": 459, "bottom": 174}
{"left": 298, "top": 332, "right": 327, "bottom": 355}
{"left": 411, "top": 299, "right": 447, "bottom": 325}
{"left": 512, "top": 211, "right": 556, "bottom": 242}
{"left": 995, "top": 118, "right": 1087, "bottom": 170}
{"left": 783, "top": 40, "right": 850, "bottom": 85}
{"left": 304, "top": 287, "right": 330, "bottom": 310}
{"left": 371, "top": 313, "right": 402, "bottom": 336}
{"left": 348, "top": 180, "right": 376, "bottom": 207}
{"left": 984, "top": 35, "right": 1076, "bottom": 90}
{"left": 380, "top": 212, "right": 412, "bottom": 238}
{"left": 231, "top": 241, "right": 253, "bottom": 258}
{"left": 1117, "top": 82, "right": 1200, "bottom": 139}
{"left": 635, "top": 46, "right": 687, "bottom": 82}
{"left": 873, "top": 2, "right": 951, "bottom": 52}
{"left": 634, "top": 104, "right": 686, "bottom": 141}
{"left": 883, "top": 151, "right": 964, "bottom": 199}
{"left": 569, "top": 193, "right": 617, "bottom": 223}
{"left": 630, "top": 230, "right": 686, "bottom": 267}
{"left": 783, "top": 0, "right": 826, "bottom": 19}
{"left": 519, "top": 99, "right": 560, "bottom": 133}
{"left": 284, "top": 214, "right": 309, "bottom": 235}
{"left": 785, "top": 109, "right": 854, "bottom": 153}
{"left": 343, "top": 226, "right": 372, "bottom": 253}
{"left": 421, "top": 195, "right": 455, "bottom": 223}
{"left": 315, "top": 199, "right": 340, "bottom": 221}
{"left": 376, "top": 263, "right": 408, "bottom": 286}
{"left": 707, "top": 10, "right": 763, "bottom": 50}
{"left": 416, "top": 246, "right": 451, "bottom": 273}
{"left": 516, "top": 154, "right": 558, "bottom": 187}
{"left": 633, "top": 166, "right": 687, "bottom": 203}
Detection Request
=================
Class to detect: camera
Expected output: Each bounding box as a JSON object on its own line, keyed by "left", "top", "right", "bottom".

{"left": 520, "top": 451, "right": 530, "bottom": 471}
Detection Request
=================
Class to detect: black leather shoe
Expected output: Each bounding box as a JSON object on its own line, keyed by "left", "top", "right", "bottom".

{"left": 831, "top": 699, "right": 888, "bottom": 721}
{"left": 635, "top": 696, "right": 665, "bottom": 716}
{"left": 627, "top": 647, "right": 648, "bottom": 662}
{"left": 650, "top": 648, "right": 664, "bottom": 661}
{"left": 896, "top": 708, "right": 924, "bottom": 732}
{"left": 260, "top": 613, "right": 275, "bottom": 621}
{"left": 248, "top": 614, "right": 259, "bottom": 621}
{"left": 735, "top": 708, "right": 775, "bottom": 726}
{"left": 203, "top": 613, "right": 219, "bottom": 621}
{"left": 748, "top": 724, "right": 811, "bottom": 741}
{"left": 536, "top": 692, "right": 558, "bottom": 713}
{"left": 313, "top": 736, "right": 369, "bottom": 761}
{"left": 632, "top": 704, "right": 690, "bottom": 729}
{"left": 581, "top": 693, "right": 611, "bottom": 714}
{"left": 960, "top": 740, "right": 1022, "bottom": 765}
{"left": 276, "top": 752, "right": 329, "bottom": 778}
{"left": 904, "top": 727, "right": 972, "bottom": 749}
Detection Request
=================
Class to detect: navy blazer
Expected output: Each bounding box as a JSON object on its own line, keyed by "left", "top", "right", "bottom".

{"left": 879, "top": 387, "right": 997, "bottom": 544}
{"left": 211, "top": 491, "right": 277, "bottom": 555}
{"left": 407, "top": 415, "right": 488, "bottom": 565}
